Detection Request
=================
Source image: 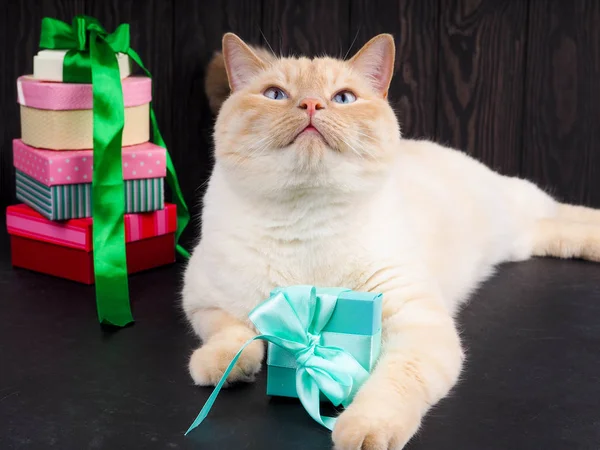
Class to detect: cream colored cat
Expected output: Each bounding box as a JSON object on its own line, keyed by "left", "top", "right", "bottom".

{"left": 182, "top": 33, "right": 600, "bottom": 450}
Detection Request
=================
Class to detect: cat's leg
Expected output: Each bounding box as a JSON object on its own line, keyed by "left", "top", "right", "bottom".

{"left": 332, "top": 285, "right": 463, "bottom": 450}
{"left": 186, "top": 306, "right": 264, "bottom": 387}
{"left": 182, "top": 248, "right": 265, "bottom": 387}
{"left": 532, "top": 218, "right": 600, "bottom": 262}
{"left": 556, "top": 203, "right": 600, "bottom": 225}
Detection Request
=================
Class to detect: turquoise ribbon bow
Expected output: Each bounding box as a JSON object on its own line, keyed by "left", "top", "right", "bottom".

{"left": 185, "top": 286, "right": 371, "bottom": 435}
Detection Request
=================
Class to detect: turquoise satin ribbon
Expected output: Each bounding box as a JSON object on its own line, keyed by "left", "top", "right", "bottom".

{"left": 185, "top": 286, "right": 371, "bottom": 435}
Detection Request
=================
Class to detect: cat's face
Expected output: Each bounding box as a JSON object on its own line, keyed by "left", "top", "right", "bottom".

{"left": 214, "top": 33, "right": 400, "bottom": 197}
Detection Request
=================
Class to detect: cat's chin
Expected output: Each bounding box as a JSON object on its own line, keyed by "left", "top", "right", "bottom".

{"left": 292, "top": 138, "right": 330, "bottom": 157}
{"left": 290, "top": 130, "right": 336, "bottom": 157}
{"left": 292, "top": 128, "right": 327, "bottom": 144}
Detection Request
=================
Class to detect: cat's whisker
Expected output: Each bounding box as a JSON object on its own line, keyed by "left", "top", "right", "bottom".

{"left": 245, "top": 145, "right": 272, "bottom": 162}
{"left": 259, "top": 29, "right": 276, "bottom": 58}
{"left": 338, "top": 136, "right": 365, "bottom": 160}
{"left": 224, "top": 136, "right": 277, "bottom": 169}
{"left": 245, "top": 130, "right": 280, "bottom": 151}
{"left": 350, "top": 134, "right": 378, "bottom": 157}
{"left": 246, "top": 135, "right": 279, "bottom": 160}
{"left": 340, "top": 134, "right": 381, "bottom": 162}
{"left": 352, "top": 129, "right": 378, "bottom": 141}
{"left": 344, "top": 28, "right": 361, "bottom": 60}
{"left": 316, "top": 120, "right": 379, "bottom": 160}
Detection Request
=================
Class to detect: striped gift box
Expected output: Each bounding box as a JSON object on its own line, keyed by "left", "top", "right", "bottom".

{"left": 16, "top": 170, "right": 164, "bottom": 220}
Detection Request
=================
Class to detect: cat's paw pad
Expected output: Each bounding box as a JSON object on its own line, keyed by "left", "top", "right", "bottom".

{"left": 188, "top": 336, "right": 263, "bottom": 387}
{"left": 332, "top": 399, "right": 420, "bottom": 450}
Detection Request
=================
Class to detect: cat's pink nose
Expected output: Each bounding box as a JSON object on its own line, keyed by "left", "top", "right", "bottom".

{"left": 298, "top": 97, "right": 325, "bottom": 116}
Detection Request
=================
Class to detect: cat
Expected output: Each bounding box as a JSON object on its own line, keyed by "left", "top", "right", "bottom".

{"left": 182, "top": 33, "right": 600, "bottom": 450}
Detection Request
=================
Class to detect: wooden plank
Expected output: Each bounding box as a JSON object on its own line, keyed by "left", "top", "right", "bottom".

{"left": 523, "top": 0, "right": 600, "bottom": 206}
{"left": 436, "top": 0, "right": 527, "bottom": 176}
{"left": 171, "top": 0, "right": 263, "bottom": 236}
{"left": 262, "top": 0, "right": 350, "bottom": 57}
{"left": 350, "top": 0, "right": 439, "bottom": 140}
{"left": 0, "top": 0, "right": 9, "bottom": 207}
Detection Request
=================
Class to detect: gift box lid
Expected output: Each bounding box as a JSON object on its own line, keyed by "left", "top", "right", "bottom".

{"left": 33, "top": 49, "right": 131, "bottom": 82}
{"left": 271, "top": 288, "right": 382, "bottom": 335}
{"left": 13, "top": 139, "right": 167, "bottom": 186}
{"left": 17, "top": 75, "right": 151, "bottom": 110}
{"left": 6, "top": 203, "right": 177, "bottom": 252}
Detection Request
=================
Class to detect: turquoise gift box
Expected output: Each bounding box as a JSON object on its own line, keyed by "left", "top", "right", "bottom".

{"left": 184, "top": 286, "right": 385, "bottom": 435}
{"left": 265, "top": 288, "right": 383, "bottom": 399}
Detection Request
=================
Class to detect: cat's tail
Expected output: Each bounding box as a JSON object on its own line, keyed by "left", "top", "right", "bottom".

{"left": 531, "top": 204, "right": 600, "bottom": 261}
{"left": 204, "top": 45, "right": 276, "bottom": 115}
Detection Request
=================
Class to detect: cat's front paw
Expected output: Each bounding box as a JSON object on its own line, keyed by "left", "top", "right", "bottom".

{"left": 188, "top": 329, "right": 264, "bottom": 387}
{"left": 332, "top": 396, "right": 420, "bottom": 450}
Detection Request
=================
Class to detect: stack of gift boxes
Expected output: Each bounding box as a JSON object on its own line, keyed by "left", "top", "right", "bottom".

{"left": 6, "top": 49, "right": 177, "bottom": 284}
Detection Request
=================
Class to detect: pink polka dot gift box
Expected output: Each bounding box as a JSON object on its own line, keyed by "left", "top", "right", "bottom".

{"left": 17, "top": 75, "right": 151, "bottom": 150}
{"left": 13, "top": 139, "right": 167, "bottom": 220}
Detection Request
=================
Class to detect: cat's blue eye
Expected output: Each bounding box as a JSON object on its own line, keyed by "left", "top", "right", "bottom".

{"left": 263, "top": 87, "right": 288, "bottom": 100}
{"left": 332, "top": 90, "right": 357, "bottom": 104}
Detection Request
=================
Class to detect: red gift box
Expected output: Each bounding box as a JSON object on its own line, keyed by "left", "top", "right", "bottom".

{"left": 6, "top": 203, "right": 177, "bottom": 284}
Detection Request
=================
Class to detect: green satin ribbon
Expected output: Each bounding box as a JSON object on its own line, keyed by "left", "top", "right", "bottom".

{"left": 185, "top": 286, "right": 371, "bottom": 435}
{"left": 39, "top": 16, "right": 191, "bottom": 326}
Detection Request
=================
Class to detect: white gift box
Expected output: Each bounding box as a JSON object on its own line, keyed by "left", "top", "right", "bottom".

{"left": 33, "top": 49, "right": 132, "bottom": 82}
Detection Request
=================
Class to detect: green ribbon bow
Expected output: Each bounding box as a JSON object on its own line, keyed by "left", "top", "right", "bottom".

{"left": 185, "top": 286, "right": 371, "bottom": 435}
{"left": 39, "top": 16, "right": 191, "bottom": 327}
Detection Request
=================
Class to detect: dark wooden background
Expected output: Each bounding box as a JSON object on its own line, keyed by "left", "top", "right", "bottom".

{"left": 1, "top": 0, "right": 599, "bottom": 229}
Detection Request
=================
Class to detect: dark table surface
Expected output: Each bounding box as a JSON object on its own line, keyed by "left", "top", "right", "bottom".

{"left": 2, "top": 225, "right": 600, "bottom": 450}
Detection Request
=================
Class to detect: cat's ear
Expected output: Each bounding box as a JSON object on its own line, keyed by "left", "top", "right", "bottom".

{"left": 349, "top": 34, "right": 395, "bottom": 98}
{"left": 222, "top": 33, "right": 267, "bottom": 92}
